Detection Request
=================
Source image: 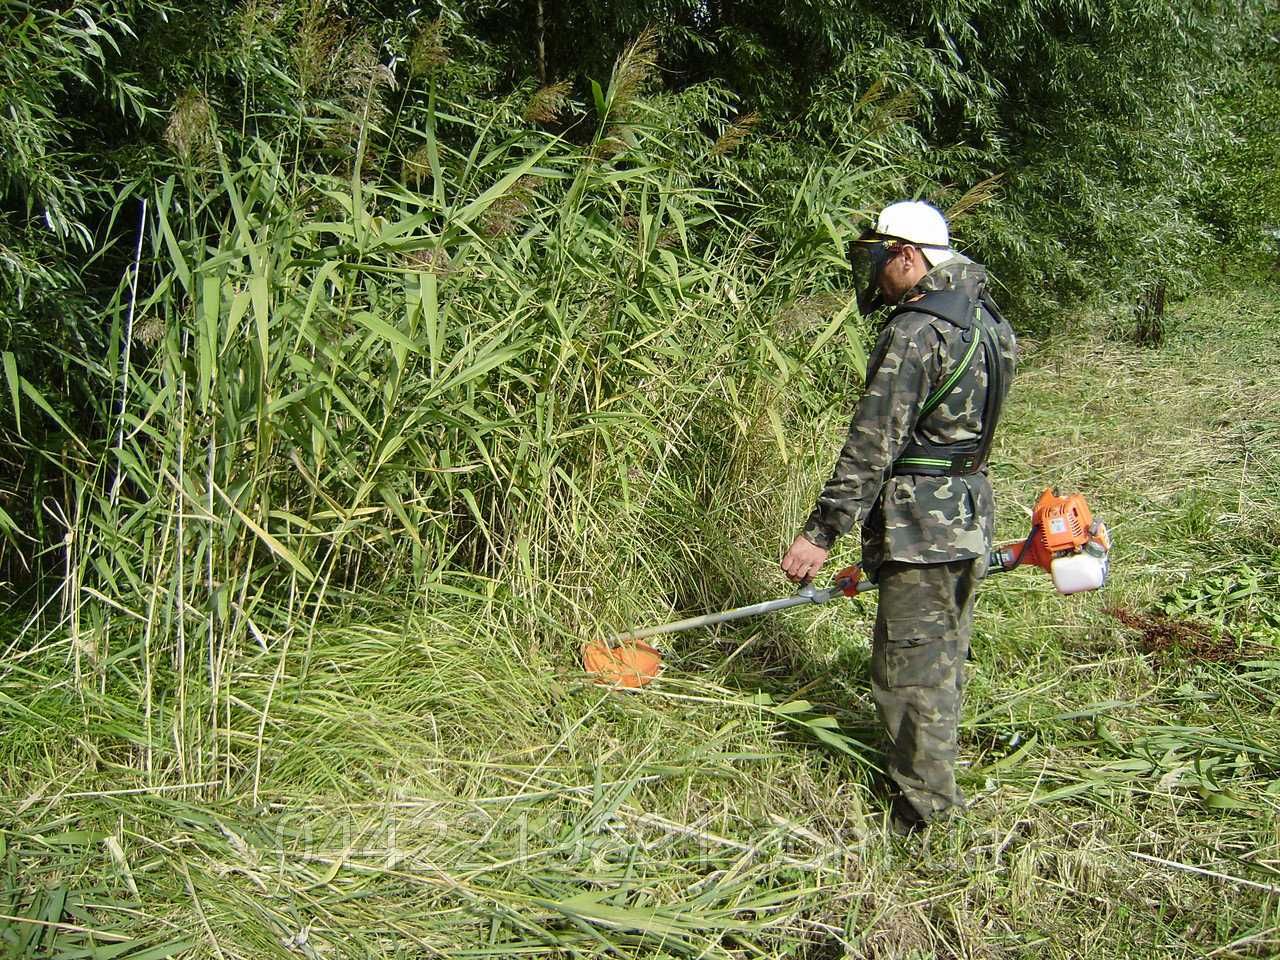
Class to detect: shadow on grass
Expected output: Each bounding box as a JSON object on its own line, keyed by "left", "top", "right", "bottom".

{"left": 674, "top": 616, "right": 890, "bottom": 782}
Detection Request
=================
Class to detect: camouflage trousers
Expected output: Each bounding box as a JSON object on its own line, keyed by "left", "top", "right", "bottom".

{"left": 870, "top": 558, "right": 979, "bottom": 824}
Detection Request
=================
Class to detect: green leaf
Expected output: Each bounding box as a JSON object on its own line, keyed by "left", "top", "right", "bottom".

{"left": 772, "top": 699, "right": 814, "bottom": 715}
{"left": 459, "top": 488, "right": 492, "bottom": 550}
{"left": 1200, "top": 788, "right": 1253, "bottom": 811}
{"left": 40, "top": 831, "right": 111, "bottom": 845}
{"left": 250, "top": 257, "right": 271, "bottom": 378}
{"left": 198, "top": 269, "right": 220, "bottom": 409}
{"left": 3, "top": 351, "right": 20, "bottom": 433}
{"left": 972, "top": 734, "right": 1039, "bottom": 775}
{"left": 154, "top": 177, "right": 189, "bottom": 290}
{"left": 804, "top": 296, "right": 858, "bottom": 363}
{"left": 805, "top": 715, "right": 842, "bottom": 729}
{"left": 1031, "top": 782, "right": 1096, "bottom": 804}
{"left": 453, "top": 141, "right": 555, "bottom": 227}
{"left": 436, "top": 341, "right": 529, "bottom": 395}
{"left": 212, "top": 482, "right": 315, "bottom": 581}
{"left": 0, "top": 502, "right": 21, "bottom": 540}
{"left": 352, "top": 310, "right": 422, "bottom": 354}
{"left": 809, "top": 725, "right": 861, "bottom": 758}
{"left": 18, "top": 377, "right": 88, "bottom": 451}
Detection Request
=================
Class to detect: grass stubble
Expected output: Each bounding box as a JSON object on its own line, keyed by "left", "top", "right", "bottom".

{"left": 3, "top": 283, "right": 1280, "bottom": 956}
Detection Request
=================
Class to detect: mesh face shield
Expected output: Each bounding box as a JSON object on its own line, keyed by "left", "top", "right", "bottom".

{"left": 849, "top": 230, "right": 899, "bottom": 316}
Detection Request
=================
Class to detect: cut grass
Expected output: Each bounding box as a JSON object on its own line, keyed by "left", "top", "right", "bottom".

{"left": 4, "top": 274, "right": 1280, "bottom": 958}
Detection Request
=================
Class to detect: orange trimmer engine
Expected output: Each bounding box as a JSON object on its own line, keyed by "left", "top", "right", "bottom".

{"left": 991, "top": 488, "right": 1111, "bottom": 594}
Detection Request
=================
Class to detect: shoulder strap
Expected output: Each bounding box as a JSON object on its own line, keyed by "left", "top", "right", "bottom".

{"left": 919, "top": 308, "right": 982, "bottom": 420}
{"left": 891, "top": 285, "right": 1010, "bottom": 478}
{"left": 965, "top": 313, "right": 1006, "bottom": 468}
{"left": 890, "top": 289, "right": 982, "bottom": 422}
{"left": 888, "top": 288, "right": 975, "bottom": 331}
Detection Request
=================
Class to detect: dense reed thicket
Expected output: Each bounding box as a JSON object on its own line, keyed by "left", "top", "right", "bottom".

{"left": 2, "top": 17, "right": 885, "bottom": 776}
{"left": 7, "top": 0, "right": 1269, "bottom": 601}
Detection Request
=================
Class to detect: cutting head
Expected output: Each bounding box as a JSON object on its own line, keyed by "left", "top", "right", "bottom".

{"left": 581, "top": 639, "right": 663, "bottom": 688}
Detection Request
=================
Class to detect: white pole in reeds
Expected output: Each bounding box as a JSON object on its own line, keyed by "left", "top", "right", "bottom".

{"left": 111, "top": 197, "right": 147, "bottom": 507}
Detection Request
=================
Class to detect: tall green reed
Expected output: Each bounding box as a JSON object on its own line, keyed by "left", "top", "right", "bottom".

{"left": 4, "top": 33, "right": 887, "bottom": 789}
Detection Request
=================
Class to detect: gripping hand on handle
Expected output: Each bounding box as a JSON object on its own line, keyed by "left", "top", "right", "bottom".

{"left": 781, "top": 534, "right": 829, "bottom": 584}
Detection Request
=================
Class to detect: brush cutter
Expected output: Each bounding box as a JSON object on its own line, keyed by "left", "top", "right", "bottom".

{"left": 582, "top": 488, "right": 1111, "bottom": 687}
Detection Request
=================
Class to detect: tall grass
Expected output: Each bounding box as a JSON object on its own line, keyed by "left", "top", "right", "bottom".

{"left": 3, "top": 36, "right": 879, "bottom": 792}
{"left": 4, "top": 13, "right": 1280, "bottom": 959}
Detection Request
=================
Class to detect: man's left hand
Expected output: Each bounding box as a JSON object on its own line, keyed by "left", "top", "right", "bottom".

{"left": 781, "top": 534, "right": 830, "bottom": 584}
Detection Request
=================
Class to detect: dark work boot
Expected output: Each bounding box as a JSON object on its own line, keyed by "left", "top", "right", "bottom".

{"left": 889, "top": 795, "right": 926, "bottom": 836}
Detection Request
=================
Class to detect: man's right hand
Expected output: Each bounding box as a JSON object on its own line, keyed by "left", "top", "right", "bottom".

{"left": 781, "top": 534, "right": 830, "bottom": 584}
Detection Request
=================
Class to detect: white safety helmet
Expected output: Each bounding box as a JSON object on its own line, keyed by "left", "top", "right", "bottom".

{"left": 873, "top": 201, "right": 956, "bottom": 268}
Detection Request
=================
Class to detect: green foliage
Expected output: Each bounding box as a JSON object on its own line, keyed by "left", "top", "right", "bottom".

{"left": 1, "top": 31, "right": 880, "bottom": 778}
{"left": 0, "top": 829, "right": 191, "bottom": 959}
{"left": 1159, "top": 554, "right": 1280, "bottom": 646}
{"left": 0, "top": 0, "right": 166, "bottom": 559}
{"left": 0, "top": 1, "right": 153, "bottom": 244}
{"left": 1188, "top": 11, "right": 1280, "bottom": 249}
{"left": 468, "top": 0, "right": 1267, "bottom": 319}
{"left": 0, "top": 0, "right": 161, "bottom": 340}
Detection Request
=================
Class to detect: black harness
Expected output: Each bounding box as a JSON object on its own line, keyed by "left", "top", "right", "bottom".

{"left": 890, "top": 286, "right": 1009, "bottom": 478}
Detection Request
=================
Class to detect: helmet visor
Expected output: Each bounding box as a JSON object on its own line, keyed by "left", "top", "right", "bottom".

{"left": 849, "top": 231, "right": 897, "bottom": 316}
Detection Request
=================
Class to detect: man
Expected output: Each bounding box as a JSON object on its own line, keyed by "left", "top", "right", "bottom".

{"left": 780, "top": 200, "right": 1017, "bottom": 830}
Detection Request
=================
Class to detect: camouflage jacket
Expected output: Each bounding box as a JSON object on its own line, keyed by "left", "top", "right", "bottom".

{"left": 801, "top": 256, "right": 1017, "bottom": 576}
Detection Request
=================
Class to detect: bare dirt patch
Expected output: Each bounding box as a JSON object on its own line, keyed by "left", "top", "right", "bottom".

{"left": 1106, "top": 606, "right": 1254, "bottom": 664}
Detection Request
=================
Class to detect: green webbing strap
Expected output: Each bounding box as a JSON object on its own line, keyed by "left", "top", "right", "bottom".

{"left": 895, "top": 456, "right": 954, "bottom": 470}
{"left": 917, "top": 304, "right": 983, "bottom": 421}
